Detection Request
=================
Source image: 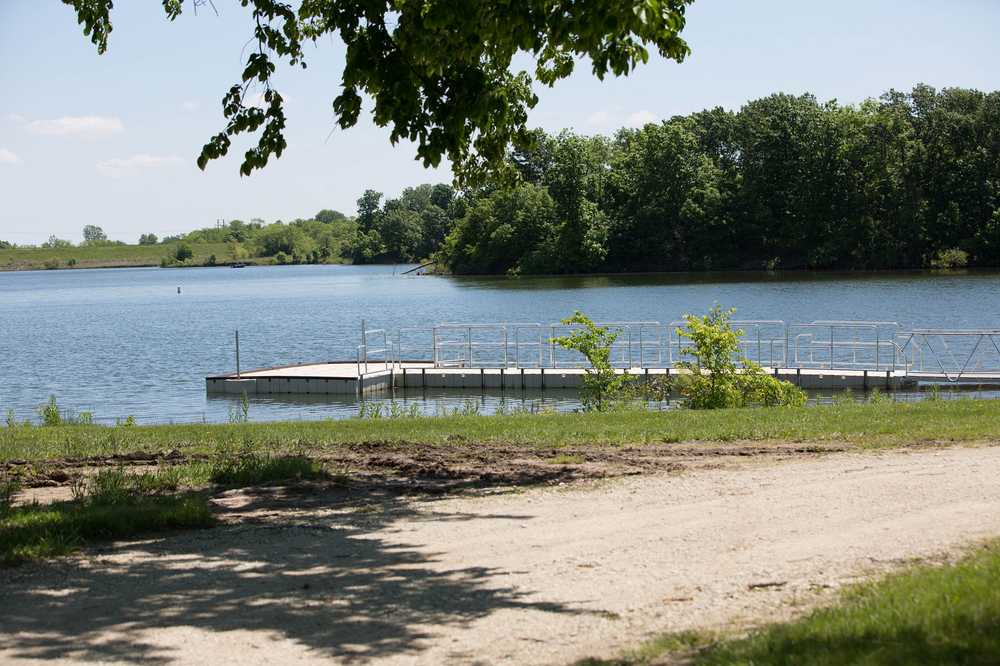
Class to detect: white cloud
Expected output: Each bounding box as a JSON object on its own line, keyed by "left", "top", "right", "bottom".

{"left": 626, "top": 110, "right": 658, "bottom": 128}
{"left": 5, "top": 113, "right": 26, "bottom": 124}
{"left": 181, "top": 100, "right": 200, "bottom": 112}
{"left": 586, "top": 109, "right": 660, "bottom": 132}
{"left": 26, "top": 115, "right": 124, "bottom": 137}
{"left": 0, "top": 148, "right": 20, "bottom": 165}
{"left": 96, "top": 154, "right": 184, "bottom": 178}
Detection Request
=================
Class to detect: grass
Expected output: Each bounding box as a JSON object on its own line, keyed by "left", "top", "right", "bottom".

{"left": 1, "top": 399, "right": 998, "bottom": 463}
{"left": 0, "top": 242, "right": 233, "bottom": 271}
{"left": 0, "top": 452, "right": 327, "bottom": 566}
{"left": 207, "top": 443, "right": 326, "bottom": 486}
{"left": 588, "top": 540, "right": 1000, "bottom": 665}
{"left": 0, "top": 495, "right": 213, "bottom": 566}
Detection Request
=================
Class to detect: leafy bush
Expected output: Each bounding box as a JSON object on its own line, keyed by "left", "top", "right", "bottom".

{"left": 551, "top": 312, "right": 636, "bottom": 411}
{"left": 930, "top": 248, "right": 969, "bottom": 269}
{"left": 675, "top": 306, "right": 806, "bottom": 409}
{"left": 37, "top": 395, "right": 62, "bottom": 426}
{"left": 174, "top": 243, "right": 194, "bottom": 262}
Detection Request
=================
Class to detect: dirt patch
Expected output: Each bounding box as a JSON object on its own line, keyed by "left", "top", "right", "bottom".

{"left": 2, "top": 445, "right": 999, "bottom": 665}
{"left": 6, "top": 441, "right": 847, "bottom": 502}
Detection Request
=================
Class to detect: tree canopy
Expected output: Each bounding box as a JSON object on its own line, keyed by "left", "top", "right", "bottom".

{"left": 65, "top": 0, "right": 695, "bottom": 181}
{"left": 441, "top": 85, "right": 1000, "bottom": 274}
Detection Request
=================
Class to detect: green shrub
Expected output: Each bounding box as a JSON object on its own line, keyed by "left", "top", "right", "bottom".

{"left": 675, "top": 306, "right": 806, "bottom": 409}
{"left": 551, "top": 312, "right": 636, "bottom": 411}
{"left": 930, "top": 248, "right": 969, "bottom": 269}
{"left": 37, "top": 395, "right": 62, "bottom": 426}
{"left": 174, "top": 243, "right": 194, "bottom": 262}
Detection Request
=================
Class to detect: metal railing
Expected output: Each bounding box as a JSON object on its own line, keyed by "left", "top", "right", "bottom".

{"left": 349, "top": 318, "right": 1000, "bottom": 383}
{"left": 356, "top": 328, "right": 390, "bottom": 376}
{"left": 897, "top": 330, "right": 1000, "bottom": 381}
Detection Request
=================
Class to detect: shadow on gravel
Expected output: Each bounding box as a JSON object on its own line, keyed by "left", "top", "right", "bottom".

{"left": 0, "top": 486, "right": 585, "bottom": 664}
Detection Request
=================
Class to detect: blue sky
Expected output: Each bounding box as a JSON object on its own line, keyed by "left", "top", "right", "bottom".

{"left": 2, "top": 0, "right": 999, "bottom": 244}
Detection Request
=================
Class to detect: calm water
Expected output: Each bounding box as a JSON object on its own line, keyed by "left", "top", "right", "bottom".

{"left": 2, "top": 265, "right": 999, "bottom": 424}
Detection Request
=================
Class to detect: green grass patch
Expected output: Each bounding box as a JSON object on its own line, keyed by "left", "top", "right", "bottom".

{"left": 0, "top": 495, "right": 213, "bottom": 566}
{"left": 0, "top": 242, "right": 232, "bottom": 271}
{"left": 2, "top": 400, "right": 999, "bottom": 463}
{"left": 587, "top": 541, "right": 1000, "bottom": 665}
{"left": 208, "top": 446, "right": 325, "bottom": 486}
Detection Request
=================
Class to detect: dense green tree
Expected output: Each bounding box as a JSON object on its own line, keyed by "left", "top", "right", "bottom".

{"left": 82, "top": 225, "right": 107, "bottom": 243}
{"left": 314, "top": 209, "right": 346, "bottom": 224}
{"left": 442, "top": 183, "right": 558, "bottom": 274}
{"left": 537, "top": 132, "right": 613, "bottom": 272}
{"left": 356, "top": 190, "right": 383, "bottom": 233}
{"left": 138, "top": 233, "right": 158, "bottom": 245}
{"left": 254, "top": 223, "right": 317, "bottom": 263}
{"left": 607, "top": 121, "right": 726, "bottom": 270}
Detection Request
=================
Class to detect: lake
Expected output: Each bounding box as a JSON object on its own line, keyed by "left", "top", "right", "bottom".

{"left": 3, "top": 265, "right": 999, "bottom": 424}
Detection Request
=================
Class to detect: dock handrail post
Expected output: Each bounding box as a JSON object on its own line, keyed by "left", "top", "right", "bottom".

{"left": 361, "top": 319, "right": 367, "bottom": 374}
{"left": 235, "top": 329, "right": 241, "bottom": 378}
{"left": 503, "top": 326, "right": 508, "bottom": 368}
{"left": 784, "top": 322, "right": 790, "bottom": 370}
{"left": 627, "top": 326, "right": 633, "bottom": 368}
{"left": 639, "top": 327, "right": 644, "bottom": 367}
{"left": 829, "top": 325, "right": 834, "bottom": 370}
{"left": 549, "top": 325, "right": 554, "bottom": 368}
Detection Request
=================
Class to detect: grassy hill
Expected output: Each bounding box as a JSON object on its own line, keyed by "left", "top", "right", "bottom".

{"left": 0, "top": 243, "right": 237, "bottom": 271}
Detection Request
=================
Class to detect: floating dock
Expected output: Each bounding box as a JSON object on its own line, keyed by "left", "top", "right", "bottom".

{"left": 206, "top": 320, "right": 1000, "bottom": 396}
{"left": 207, "top": 363, "right": 921, "bottom": 395}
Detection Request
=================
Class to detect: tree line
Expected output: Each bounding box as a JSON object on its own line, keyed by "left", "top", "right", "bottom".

{"left": 441, "top": 84, "right": 1000, "bottom": 274}
{"left": 157, "top": 184, "right": 461, "bottom": 266}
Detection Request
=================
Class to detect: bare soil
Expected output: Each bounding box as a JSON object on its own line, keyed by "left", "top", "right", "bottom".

{"left": 2, "top": 444, "right": 1000, "bottom": 665}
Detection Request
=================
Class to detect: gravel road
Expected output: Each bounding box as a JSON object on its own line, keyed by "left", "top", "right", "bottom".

{"left": 2, "top": 445, "right": 999, "bottom": 664}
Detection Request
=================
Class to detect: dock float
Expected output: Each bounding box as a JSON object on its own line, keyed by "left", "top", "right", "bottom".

{"left": 207, "top": 363, "right": 924, "bottom": 396}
